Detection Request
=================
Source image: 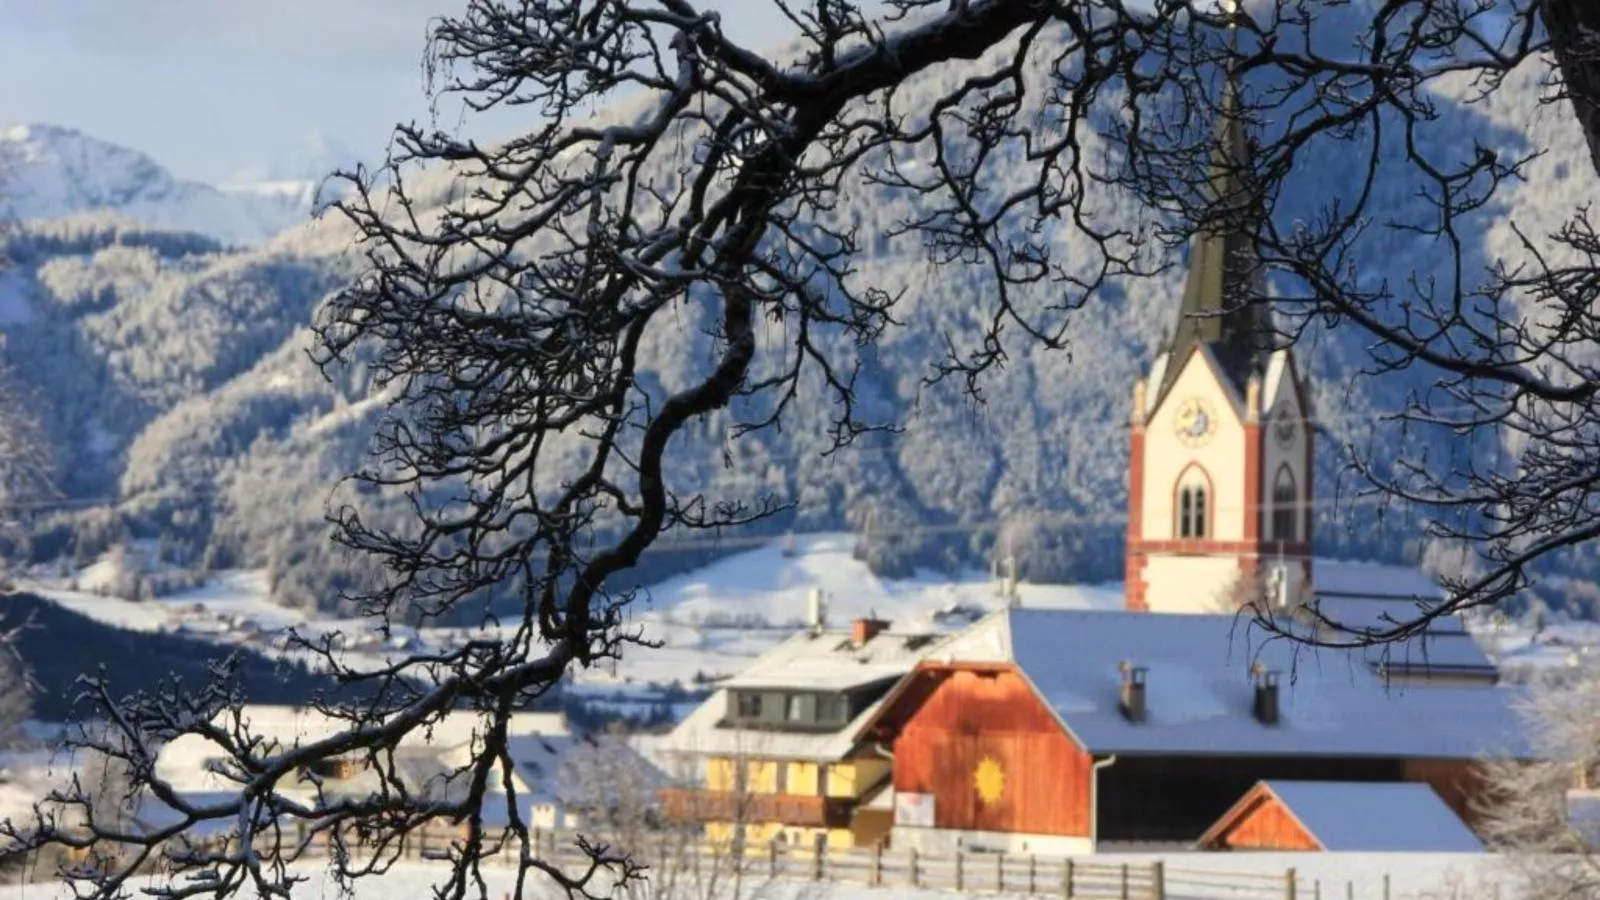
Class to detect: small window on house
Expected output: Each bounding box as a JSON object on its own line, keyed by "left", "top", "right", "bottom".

{"left": 735, "top": 691, "right": 763, "bottom": 719}
{"left": 1177, "top": 472, "right": 1209, "bottom": 539}
{"left": 1272, "top": 466, "right": 1297, "bottom": 541}
{"left": 786, "top": 694, "right": 805, "bottom": 722}
{"left": 816, "top": 693, "right": 846, "bottom": 725}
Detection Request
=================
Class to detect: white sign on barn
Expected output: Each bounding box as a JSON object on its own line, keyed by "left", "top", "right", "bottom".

{"left": 894, "top": 792, "right": 936, "bottom": 828}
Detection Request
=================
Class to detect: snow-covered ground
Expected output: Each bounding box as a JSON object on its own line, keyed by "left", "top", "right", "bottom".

{"left": 12, "top": 853, "right": 1515, "bottom": 900}
{"left": 1471, "top": 615, "right": 1600, "bottom": 680}
{"left": 22, "top": 533, "right": 1122, "bottom": 702}
{"left": 29, "top": 530, "right": 1595, "bottom": 704}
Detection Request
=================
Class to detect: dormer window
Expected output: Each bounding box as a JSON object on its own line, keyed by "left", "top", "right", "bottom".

{"left": 735, "top": 692, "right": 764, "bottom": 719}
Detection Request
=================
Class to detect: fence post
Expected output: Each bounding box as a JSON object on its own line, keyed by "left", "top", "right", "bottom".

{"left": 871, "top": 841, "right": 883, "bottom": 887}
{"left": 1029, "top": 854, "right": 1038, "bottom": 895}
{"left": 1285, "top": 867, "right": 1297, "bottom": 900}
{"left": 956, "top": 849, "right": 965, "bottom": 892}
{"left": 997, "top": 851, "right": 1005, "bottom": 893}
{"left": 1383, "top": 874, "right": 1390, "bottom": 900}
{"left": 1150, "top": 861, "right": 1165, "bottom": 900}
{"left": 1062, "top": 858, "right": 1074, "bottom": 899}
{"left": 1346, "top": 881, "right": 1353, "bottom": 900}
{"left": 909, "top": 847, "right": 920, "bottom": 888}
{"left": 769, "top": 840, "right": 778, "bottom": 879}
{"left": 1314, "top": 879, "right": 1321, "bottom": 900}
{"left": 812, "top": 833, "right": 825, "bottom": 882}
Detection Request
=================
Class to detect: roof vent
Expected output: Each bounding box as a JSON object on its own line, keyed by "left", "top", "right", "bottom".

{"left": 1251, "top": 662, "right": 1281, "bottom": 726}
{"left": 1118, "top": 660, "right": 1147, "bottom": 724}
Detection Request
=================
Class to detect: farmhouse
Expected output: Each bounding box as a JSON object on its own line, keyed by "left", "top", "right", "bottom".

{"left": 656, "top": 613, "right": 948, "bottom": 850}
{"left": 854, "top": 608, "right": 1525, "bottom": 855}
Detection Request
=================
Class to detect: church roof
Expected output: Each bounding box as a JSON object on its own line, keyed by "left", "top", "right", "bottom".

{"left": 1154, "top": 81, "right": 1275, "bottom": 406}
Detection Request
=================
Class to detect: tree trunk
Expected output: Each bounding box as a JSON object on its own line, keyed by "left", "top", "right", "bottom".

{"left": 1544, "top": 0, "right": 1600, "bottom": 177}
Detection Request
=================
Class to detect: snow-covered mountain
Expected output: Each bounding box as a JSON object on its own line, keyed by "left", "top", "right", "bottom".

{"left": 0, "top": 124, "right": 314, "bottom": 245}
{"left": 0, "top": 23, "right": 1594, "bottom": 621}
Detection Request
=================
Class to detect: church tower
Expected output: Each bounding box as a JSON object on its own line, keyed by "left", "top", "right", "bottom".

{"left": 1124, "top": 82, "right": 1314, "bottom": 615}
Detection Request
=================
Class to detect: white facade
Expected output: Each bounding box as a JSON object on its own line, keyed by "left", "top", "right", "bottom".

{"left": 1130, "top": 341, "right": 1312, "bottom": 615}
{"left": 1139, "top": 347, "right": 1250, "bottom": 544}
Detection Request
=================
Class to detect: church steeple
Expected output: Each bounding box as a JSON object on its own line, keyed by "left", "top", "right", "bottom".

{"left": 1125, "top": 9, "right": 1315, "bottom": 618}
{"left": 1153, "top": 67, "right": 1272, "bottom": 405}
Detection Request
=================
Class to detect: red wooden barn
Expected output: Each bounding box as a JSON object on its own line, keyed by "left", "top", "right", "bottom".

{"left": 855, "top": 609, "right": 1524, "bottom": 855}
{"left": 1196, "top": 781, "right": 1483, "bottom": 852}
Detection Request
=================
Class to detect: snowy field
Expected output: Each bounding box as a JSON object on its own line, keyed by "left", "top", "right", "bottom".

{"left": 20, "top": 533, "right": 1123, "bottom": 699}
{"left": 21, "top": 530, "right": 1597, "bottom": 701}
{"left": 12, "top": 853, "right": 1515, "bottom": 900}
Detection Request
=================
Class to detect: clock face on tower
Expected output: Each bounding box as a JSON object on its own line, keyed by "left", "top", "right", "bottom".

{"left": 1174, "top": 397, "right": 1216, "bottom": 447}
{"left": 1274, "top": 418, "right": 1296, "bottom": 448}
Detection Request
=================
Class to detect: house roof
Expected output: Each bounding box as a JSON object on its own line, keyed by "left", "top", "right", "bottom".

{"left": 1298, "top": 559, "right": 1495, "bottom": 677}
{"left": 1201, "top": 781, "right": 1484, "bottom": 852}
{"left": 658, "top": 625, "right": 950, "bottom": 762}
{"left": 149, "top": 706, "right": 593, "bottom": 833}
{"left": 921, "top": 608, "right": 1526, "bottom": 759}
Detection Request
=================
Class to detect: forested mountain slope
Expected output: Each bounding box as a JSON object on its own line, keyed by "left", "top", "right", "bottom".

{"left": 0, "top": 22, "right": 1589, "bottom": 619}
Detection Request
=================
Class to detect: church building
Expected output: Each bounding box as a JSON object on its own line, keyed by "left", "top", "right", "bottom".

{"left": 1124, "top": 85, "right": 1313, "bottom": 616}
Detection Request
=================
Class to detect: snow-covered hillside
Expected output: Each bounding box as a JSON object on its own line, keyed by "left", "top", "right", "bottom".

{"left": 24, "top": 533, "right": 1122, "bottom": 703}
{"left": 0, "top": 124, "right": 315, "bottom": 244}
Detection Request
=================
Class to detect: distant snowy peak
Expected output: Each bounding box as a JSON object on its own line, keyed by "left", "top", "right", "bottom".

{"left": 0, "top": 123, "right": 312, "bottom": 245}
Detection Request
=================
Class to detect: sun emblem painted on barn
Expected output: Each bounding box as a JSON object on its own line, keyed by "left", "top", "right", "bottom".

{"left": 974, "top": 756, "right": 1005, "bottom": 804}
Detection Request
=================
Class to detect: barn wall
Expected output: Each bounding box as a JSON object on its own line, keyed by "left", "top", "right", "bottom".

{"left": 892, "top": 667, "right": 1092, "bottom": 837}
{"left": 1210, "top": 792, "right": 1320, "bottom": 851}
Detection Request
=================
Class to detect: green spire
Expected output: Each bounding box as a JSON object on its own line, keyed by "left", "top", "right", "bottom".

{"left": 1154, "top": 39, "right": 1272, "bottom": 403}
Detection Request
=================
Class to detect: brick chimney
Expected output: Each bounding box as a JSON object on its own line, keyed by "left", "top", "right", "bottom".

{"left": 1118, "top": 660, "right": 1147, "bottom": 723}
{"left": 852, "top": 617, "right": 891, "bottom": 645}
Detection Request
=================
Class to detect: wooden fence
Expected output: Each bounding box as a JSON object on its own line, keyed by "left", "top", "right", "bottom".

{"left": 280, "top": 824, "right": 1451, "bottom": 900}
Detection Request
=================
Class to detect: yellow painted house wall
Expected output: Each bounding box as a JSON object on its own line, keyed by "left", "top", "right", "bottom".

{"left": 697, "top": 756, "right": 886, "bottom": 850}
{"left": 707, "top": 758, "right": 737, "bottom": 792}
{"left": 787, "top": 761, "right": 820, "bottom": 795}
{"left": 747, "top": 760, "right": 780, "bottom": 794}
{"left": 825, "top": 758, "right": 891, "bottom": 798}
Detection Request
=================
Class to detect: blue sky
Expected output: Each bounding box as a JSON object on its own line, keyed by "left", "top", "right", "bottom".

{"left": 0, "top": 0, "right": 793, "bottom": 183}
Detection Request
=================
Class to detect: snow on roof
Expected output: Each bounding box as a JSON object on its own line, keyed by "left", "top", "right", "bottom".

{"left": 1312, "top": 559, "right": 1444, "bottom": 600}
{"left": 933, "top": 609, "right": 1527, "bottom": 759}
{"left": 659, "top": 626, "right": 950, "bottom": 762}
{"left": 724, "top": 661, "right": 911, "bottom": 693}
{"left": 657, "top": 688, "right": 895, "bottom": 764}
{"left": 720, "top": 628, "right": 946, "bottom": 692}
{"left": 1251, "top": 781, "right": 1484, "bottom": 852}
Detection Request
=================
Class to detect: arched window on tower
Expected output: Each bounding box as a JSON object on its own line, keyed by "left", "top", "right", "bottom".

{"left": 1272, "top": 466, "right": 1297, "bottom": 541}
{"left": 1176, "top": 468, "right": 1210, "bottom": 539}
